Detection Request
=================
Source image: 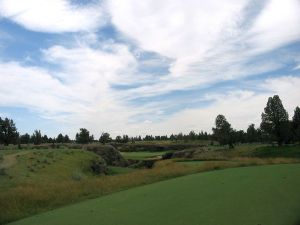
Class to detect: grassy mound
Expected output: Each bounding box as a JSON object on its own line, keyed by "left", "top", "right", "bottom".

{"left": 8, "top": 164, "right": 300, "bottom": 225}
{"left": 0, "top": 149, "right": 106, "bottom": 190}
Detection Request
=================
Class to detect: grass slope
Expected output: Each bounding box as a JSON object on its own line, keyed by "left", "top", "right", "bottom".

{"left": 9, "top": 164, "right": 300, "bottom": 225}
{"left": 0, "top": 149, "right": 103, "bottom": 190}
{"left": 252, "top": 145, "right": 300, "bottom": 158}
{"left": 0, "top": 152, "right": 29, "bottom": 169}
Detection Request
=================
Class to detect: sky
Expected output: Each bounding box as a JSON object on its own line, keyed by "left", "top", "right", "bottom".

{"left": 0, "top": 0, "right": 300, "bottom": 138}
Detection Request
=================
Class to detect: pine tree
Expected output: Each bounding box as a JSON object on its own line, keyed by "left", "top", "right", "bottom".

{"left": 260, "top": 95, "right": 289, "bottom": 145}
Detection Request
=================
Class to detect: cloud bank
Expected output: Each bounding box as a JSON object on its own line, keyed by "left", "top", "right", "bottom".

{"left": 0, "top": 0, "right": 299, "bottom": 137}
{"left": 0, "top": 0, "right": 105, "bottom": 32}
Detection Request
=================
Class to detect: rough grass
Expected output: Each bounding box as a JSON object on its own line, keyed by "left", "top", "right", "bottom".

{"left": 107, "top": 166, "right": 136, "bottom": 175}
{"left": 176, "top": 144, "right": 300, "bottom": 160}
{"left": 128, "top": 140, "right": 211, "bottom": 145}
{"left": 165, "top": 143, "right": 266, "bottom": 161}
{"left": 251, "top": 145, "right": 300, "bottom": 158}
{"left": 0, "top": 154, "right": 299, "bottom": 224}
{"left": 122, "top": 151, "right": 167, "bottom": 160}
{"left": 0, "top": 160, "right": 200, "bottom": 224}
{"left": 9, "top": 164, "right": 300, "bottom": 225}
{"left": 0, "top": 149, "right": 103, "bottom": 191}
{"left": 118, "top": 141, "right": 208, "bottom": 152}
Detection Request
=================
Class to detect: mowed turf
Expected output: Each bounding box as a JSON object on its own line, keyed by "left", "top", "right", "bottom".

{"left": 9, "top": 164, "right": 300, "bottom": 225}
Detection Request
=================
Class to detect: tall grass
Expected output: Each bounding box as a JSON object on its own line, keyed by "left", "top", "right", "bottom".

{"left": 0, "top": 161, "right": 196, "bottom": 224}
{"left": 0, "top": 158, "right": 299, "bottom": 224}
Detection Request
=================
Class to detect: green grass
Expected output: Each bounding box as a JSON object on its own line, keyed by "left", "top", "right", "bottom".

{"left": 252, "top": 145, "right": 300, "bottom": 158}
{"left": 122, "top": 151, "right": 167, "bottom": 160}
{"left": 107, "top": 166, "right": 136, "bottom": 175}
{"left": 9, "top": 164, "right": 300, "bottom": 225}
{"left": 174, "top": 144, "right": 299, "bottom": 161}
{"left": 0, "top": 150, "right": 23, "bottom": 157}
{"left": 0, "top": 149, "right": 103, "bottom": 190}
{"left": 127, "top": 140, "right": 211, "bottom": 145}
{"left": 1, "top": 146, "right": 299, "bottom": 224}
{"left": 177, "top": 160, "right": 221, "bottom": 166}
{"left": 3, "top": 156, "right": 295, "bottom": 224}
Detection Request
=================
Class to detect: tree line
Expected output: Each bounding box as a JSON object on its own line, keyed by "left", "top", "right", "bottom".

{"left": 212, "top": 95, "right": 300, "bottom": 147}
{"left": 19, "top": 130, "right": 71, "bottom": 145}
{"left": 1, "top": 95, "right": 299, "bottom": 146}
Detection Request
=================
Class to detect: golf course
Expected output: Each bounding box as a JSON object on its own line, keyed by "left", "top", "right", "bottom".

{"left": 1, "top": 0, "right": 300, "bottom": 224}
{"left": 7, "top": 163, "right": 300, "bottom": 225}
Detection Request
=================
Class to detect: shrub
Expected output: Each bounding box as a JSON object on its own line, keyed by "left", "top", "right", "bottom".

{"left": 84, "top": 144, "right": 127, "bottom": 166}
{"left": 90, "top": 159, "right": 108, "bottom": 174}
{"left": 71, "top": 172, "right": 82, "bottom": 181}
{"left": 118, "top": 143, "right": 198, "bottom": 152}
{"left": 0, "top": 168, "right": 7, "bottom": 176}
{"left": 162, "top": 152, "right": 174, "bottom": 160}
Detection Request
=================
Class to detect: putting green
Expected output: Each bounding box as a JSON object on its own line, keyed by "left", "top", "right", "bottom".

{"left": 9, "top": 164, "right": 300, "bottom": 225}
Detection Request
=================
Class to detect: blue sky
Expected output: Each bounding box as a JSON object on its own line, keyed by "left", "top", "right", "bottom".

{"left": 0, "top": 0, "right": 300, "bottom": 138}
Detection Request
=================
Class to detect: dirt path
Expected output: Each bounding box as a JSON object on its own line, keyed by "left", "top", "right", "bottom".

{"left": 0, "top": 152, "right": 29, "bottom": 169}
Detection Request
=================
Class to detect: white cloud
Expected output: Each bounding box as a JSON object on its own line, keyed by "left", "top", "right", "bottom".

{"left": 261, "top": 76, "right": 300, "bottom": 113}
{"left": 294, "top": 64, "right": 300, "bottom": 70}
{"left": 107, "top": 0, "right": 300, "bottom": 98}
{"left": 109, "top": 0, "right": 300, "bottom": 58}
{"left": 248, "top": 0, "right": 300, "bottom": 53}
{"left": 0, "top": 0, "right": 300, "bottom": 137}
{"left": 0, "top": 61, "right": 76, "bottom": 114}
{"left": 108, "top": 0, "right": 248, "bottom": 59}
{"left": 0, "top": 0, "right": 105, "bottom": 33}
{"left": 0, "top": 50, "right": 299, "bottom": 137}
{"left": 129, "top": 76, "right": 300, "bottom": 135}
{"left": 0, "top": 42, "right": 142, "bottom": 136}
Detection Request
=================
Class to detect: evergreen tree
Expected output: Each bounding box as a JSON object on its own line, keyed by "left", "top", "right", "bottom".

{"left": 122, "top": 135, "right": 129, "bottom": 143}
{"left": 20, "top": 133, "right": 31, "bottom": 144}
{"left": 292, "top": 106, "right": 300, "bottom": 142}
{"left": 64, "top": 135, "right": 70, "bottom": 143}
{"left": 212, "top": 115, "right": 234, "bottom": 148}
{"left": 56, "top": 133, "right": 64, "bottom": 143}
{"left": 260, "top": 95, "right": 289, "bottom": 145}
{"left": 89, "top": 135, "right": 94, "bottom": 142}
{"left": 31, "top": 130, "right": 43, "bottom": 145}
{"left": 42, "top": 135, "right": 49, "bottom": 143}
{"left": 188, "top": 131, "right": 196, "bottom": 141}
{"left": 115, "top": 135, "right": 122, "bottom": 143}
{"left": 99, "top": 132, "right": 111, "bottom": 144}
{"left": 246, "top": 124, "right": 261, "bottom": 143}
{"left": 0, "top": 117, "right": 19, "bottom": 145}
{"left": 75, "top": 128, "right": 90, "bottom": 144}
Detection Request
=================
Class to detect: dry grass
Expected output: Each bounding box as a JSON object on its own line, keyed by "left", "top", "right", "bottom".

{"left": 0, "top": 161, "right": 197, "bottom": 224}
{"left": 0, "top": 158, "right": 299, "bottom": 224}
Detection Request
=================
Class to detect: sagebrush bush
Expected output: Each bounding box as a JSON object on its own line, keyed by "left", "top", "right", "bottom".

{"left": 90, "top": 159, "right": 108, "bottom": 174}
{"left": 84, "top": 144, "right": 128, "bottom": 166}
{"left": 0, "top": 168, "right": 7, "bottom": 176}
